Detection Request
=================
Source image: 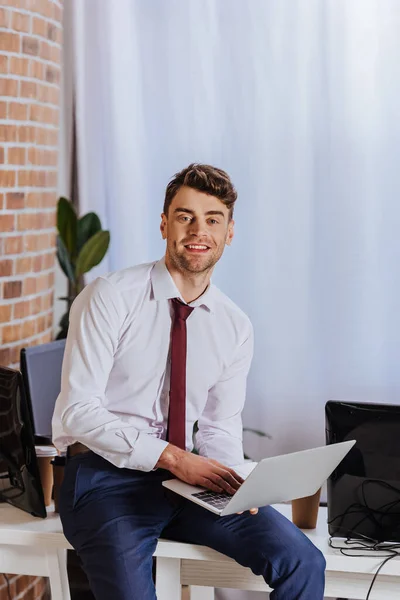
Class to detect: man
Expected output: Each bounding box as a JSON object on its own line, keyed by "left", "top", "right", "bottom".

{"left": 52, "top": 164, "right": 325, "bottom": 599}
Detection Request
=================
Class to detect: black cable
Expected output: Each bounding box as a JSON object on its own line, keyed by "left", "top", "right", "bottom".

{"left": 327, "top": 479, "right": 400, "bottom": 600}
{"left": 2, "top": 574, "right": 12, "bottom": 600}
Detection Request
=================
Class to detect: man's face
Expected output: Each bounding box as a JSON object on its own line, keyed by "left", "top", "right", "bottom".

{"left": 160, "top": 186, "right": 234, "bottom": 274}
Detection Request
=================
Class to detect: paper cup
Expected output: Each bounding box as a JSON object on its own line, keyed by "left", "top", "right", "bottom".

{"left": 291, "top": 487, "right": 321, "bottom": 529}
{"left": 37, "top": 455, "right": 54, "bottom": 506}
{"left": 51, "top": 456, "right": 66, "bottom": 513}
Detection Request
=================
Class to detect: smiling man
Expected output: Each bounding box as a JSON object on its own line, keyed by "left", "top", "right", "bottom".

{"left": 52, "top": 164, "right": 325, "bottom": 600}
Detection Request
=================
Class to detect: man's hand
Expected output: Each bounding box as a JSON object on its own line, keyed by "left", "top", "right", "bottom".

{"left": 157, "top": 445, "right": 244, "bottom": 495}
{"left": 237, "top": 508, "right": 259, "bottom": 516}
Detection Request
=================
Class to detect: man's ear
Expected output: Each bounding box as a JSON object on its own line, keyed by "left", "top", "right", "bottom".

{"left": 160, "top": 213, "right": 167, "bottom": 239}
{"left": 226, "top": 219, "right": 234, "bottom": 246}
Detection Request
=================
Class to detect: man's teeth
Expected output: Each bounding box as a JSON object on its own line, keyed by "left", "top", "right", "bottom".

{"left": 186, "top": 245, "right": 208, "bottom": 250}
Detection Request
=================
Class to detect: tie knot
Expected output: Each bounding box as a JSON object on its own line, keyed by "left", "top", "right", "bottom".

{"left": 171, "top": 298, "right": 194, "bottom": 321}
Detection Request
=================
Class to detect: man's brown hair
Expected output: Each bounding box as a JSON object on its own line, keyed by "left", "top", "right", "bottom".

{"left": 163, "top": 163, "right": 237, "bottom": 219}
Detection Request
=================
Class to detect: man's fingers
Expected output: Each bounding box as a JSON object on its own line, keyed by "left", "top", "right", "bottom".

{"left": 214, "top": 467, "right": 242, "bottom": 492}
{"left": 250, "top": 508, "right": 259, "bottom": 515}
{"left": 200, "top": 478, "right": 225, "bottom": 494}
{"left": 228, "top": 468, "right": 245, "bottom": 485}
{"left": 211, "top": 473, "right": 236, "bottom": 495}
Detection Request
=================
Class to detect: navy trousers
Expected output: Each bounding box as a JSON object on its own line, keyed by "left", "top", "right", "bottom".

{"left": 59, "top": 452, "right": 326, "bottom": 600}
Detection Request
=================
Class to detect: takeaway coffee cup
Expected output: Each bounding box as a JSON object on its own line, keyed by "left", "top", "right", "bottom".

{"left": 291, "top": 487, "right": 321, "bottom": 529}
{"left": 51, "top": 455, "right": 66, "bottom": 513}
{"left": 35, "top": 445, "right": 58, "bottom": 507}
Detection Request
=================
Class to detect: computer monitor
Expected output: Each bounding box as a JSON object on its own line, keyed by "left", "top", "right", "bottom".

{"left": 0, "top": 365, "right": 47, "bottom": 518}
{"left": 20, "top": 339, "right": 66, "bottom": 443}
{"left": 325, "top": 400, "right": 400, "bottom": 542}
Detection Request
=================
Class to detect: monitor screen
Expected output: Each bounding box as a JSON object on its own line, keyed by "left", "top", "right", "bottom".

{"left": 0, "top": 366, "right": 46, "bottom": 518}
{"left": 20, "top": 339, "right": 66, "bottom": 441}
{"left": 325, "top": 400, "right": 400, "bottom": 542}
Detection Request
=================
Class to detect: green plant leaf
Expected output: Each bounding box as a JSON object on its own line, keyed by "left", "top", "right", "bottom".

{"left": 75, "top": 230, "right": 110, "bottom": 278}
{"left": 76, "top": 212, "right": 102, "bottom": 254}
{"left": 56, "top": 235, "right": 76, "bottom": 284}
{"left": 57, "top": 197, "right": 77, "bottom": 256}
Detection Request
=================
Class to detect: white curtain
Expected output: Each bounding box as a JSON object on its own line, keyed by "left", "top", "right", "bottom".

{"left": 68, "top": 1, "right": 400, "bottom": 597}
{"left": 70, "top": 0, "right": 400, "bottom": 485}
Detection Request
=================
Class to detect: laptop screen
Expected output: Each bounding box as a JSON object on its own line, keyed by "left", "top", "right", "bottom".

{"left": 20, "top": 339, "right": 66, "bottom": 440}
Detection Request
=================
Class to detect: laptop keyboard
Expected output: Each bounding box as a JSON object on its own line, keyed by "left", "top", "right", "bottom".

{"left": 192, "top": 490, "right": 232, "bottom": 510}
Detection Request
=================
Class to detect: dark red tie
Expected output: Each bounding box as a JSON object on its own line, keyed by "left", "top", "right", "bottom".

{"left": 167, "top": 298, "right": 194, "bottom": 449}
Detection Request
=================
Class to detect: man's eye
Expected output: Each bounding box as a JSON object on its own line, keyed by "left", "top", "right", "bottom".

{"left": 179, "top": 215, "right": 191, "bottom": 222}
{"left": 209, "top": 219, "right": 218, "bottom": 225}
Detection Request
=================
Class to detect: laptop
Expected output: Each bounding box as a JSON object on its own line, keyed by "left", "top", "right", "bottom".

{"left": 20, "top": 339, "right": 66, "bottom": 444}
{"left": 162, "top": 440, "right": 356, "bottom": 516}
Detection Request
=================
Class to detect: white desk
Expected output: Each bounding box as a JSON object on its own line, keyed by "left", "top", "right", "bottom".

{"left": 0, "top": 501, "right": 399, "bottom": 600}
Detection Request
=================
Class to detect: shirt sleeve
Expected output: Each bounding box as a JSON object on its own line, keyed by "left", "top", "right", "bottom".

{"left": 52, "top": 277, "right": 168, "bottom": 471}
{"left": 194, "top": 321, "right": 254, "bottom": 467}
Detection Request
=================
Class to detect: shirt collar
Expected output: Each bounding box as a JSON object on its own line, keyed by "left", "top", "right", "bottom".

{"left": 150, "top": 257, "right": 215, "bottom": 313}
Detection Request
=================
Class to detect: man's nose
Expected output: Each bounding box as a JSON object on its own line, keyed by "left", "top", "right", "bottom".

{"left": 188, "top": 220, "right": 206, "bottom": 235}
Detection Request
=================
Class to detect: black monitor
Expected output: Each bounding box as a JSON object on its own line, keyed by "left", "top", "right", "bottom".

{"left": 325, "top": 400, "right": 400, "bottom": 542}
{"left": 20, "top": 339, "right": 66, "bottom": 443}
{"left": 0, "top": 365, "right": 46, "bottom": 518}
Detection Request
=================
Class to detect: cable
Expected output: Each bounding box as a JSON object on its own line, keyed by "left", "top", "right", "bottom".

{"left": 327, "top": 479, "right": 400, "bottom": 600}
{"left": 2, "top": 574, "right": 12, "bottom": 600}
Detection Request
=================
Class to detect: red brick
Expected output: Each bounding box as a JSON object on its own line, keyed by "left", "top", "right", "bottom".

{"left": 45, "top": 65, "right": 59, "bottom": 84}
{"left": 0, "top": 8, "right": 10, "bottom": 28}
{"left": 0, "top": 214, "right": 14, "bottom": 230}
{"left": 9, "top": 102, "right": 28, "bottom": 120}
{"left": 23, "top": 277, "right": 37, "bottom": 295}
{"left": 0, "top": 101, "right": 6, "bottom": 118}
{"left": 3, "top": 323, "right": 23, "bottom": 343}
{"left": 10, "top": 56, "right": 29, "bottom": 76}
{"left": 0, "top": 305, "right": 12, "bottom": 324}
{"left": 0, "top": 124, "right": 17, "bottom": 142}
{"left": 0, "top": 78, "right": 18, "bottom": 96}
{"left": 32, "top": 16, "right": 46, "bottom": 36}
{"left": 20, "top": 81, "right": 36, "bottom": 98}
{"left": 0, "top": 147, "right": 4, "bottom": 163}
{"left": 6, "top": 192, "right": 25, "bottom": 209}
{"left": 0, "top": 170, "right": 16, "bottom": 187}
{"left": 18, "top": 125, "right": 36, "bottom": 143}
{"left": 0, "top": 347, "right": 11, "bottom": 365}
{"left": 37, "top": 315, "right": 46, "bottom": 332}
{"left": 14, "top": 299, "right": 31, "bottom": 318}
{"left": 8, "top": 147, "right": 26, "bottom": 165}
{"left": 4, "top": 280, "right": 22, "bottom": 299}
{"left": 12, "top": 11, "right": 30, "bottom": 32}
{"left": 0, "top": 259, "right": 13, "bottom": 276}
{"left": 0, "top": 55, "right": 8, "bottom": 74}
{"left": 22, "top": 318, "right": 36, "bottom": 338}
{"left": 30, "top": 104, "right": 43, "bottom": 121}
{"left": 22, "top": 36, "right": 39, "bottom": 56}
{"left": 15, "top": 256, "right": 32, "bottom": 275}
{"left": 32, "top": 295, "right": 42, "bottom": 314}
{"left": 0, "top": 32, "right": 20, "bottom": 52}
{"left": 5, "top": 235, "right": 23, "bottom": 254}
{"left": 30, "top": 59, "right": 45, "bottom": 80}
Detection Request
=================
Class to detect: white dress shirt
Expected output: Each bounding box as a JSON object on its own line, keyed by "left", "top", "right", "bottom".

{"left": 52, "top": 258, "right": 254, "bottom": 471}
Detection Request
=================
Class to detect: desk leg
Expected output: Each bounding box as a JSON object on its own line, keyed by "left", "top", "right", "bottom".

{"left": 189, "top": 585, "right": 215, "bottom": 600}
{"left": 156, "top": 557, "right": 181, "bottom": 600}
{"left": 46, "top": 549, "right": 71, "bottom": 600}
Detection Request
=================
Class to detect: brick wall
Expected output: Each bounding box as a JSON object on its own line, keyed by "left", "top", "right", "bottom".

{"left": 0, "top": 0, "right": 63, "bottom": 598}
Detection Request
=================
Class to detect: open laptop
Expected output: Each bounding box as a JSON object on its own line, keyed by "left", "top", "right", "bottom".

{"left": 162, "top": 440, "right": 356, "bottom": 516}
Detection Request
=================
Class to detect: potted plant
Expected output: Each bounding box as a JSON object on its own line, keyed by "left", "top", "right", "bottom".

{"left": 55, "top": 197, "right": 110, "bottom": 339}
